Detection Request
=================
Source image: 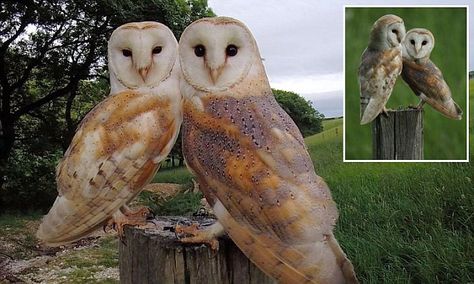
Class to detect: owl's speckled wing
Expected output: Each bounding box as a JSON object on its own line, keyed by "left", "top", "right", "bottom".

{"left": 401, "top": 58, "right": 462, "bottom": 120}
{"left": 37, "top": 90, "right": 181, "bottom": 246}
{"left": 183, "top": 89, "right": 357, "bottom": 283}
{"left": 359, "top": 47, "right": 402, "bottom": 124}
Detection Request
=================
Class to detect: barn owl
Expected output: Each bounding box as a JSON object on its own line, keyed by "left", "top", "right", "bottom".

{"left": 36, "top": 22, "right": 182, "bottom": 246}
{"left": 401, "top": 28, "right": 462, "bottom": 120}
{"left": 176, "top": 17, "right": 358, "bottom": 283}
{"left": 359, "top": 14, "right": 405, "bottom": 125}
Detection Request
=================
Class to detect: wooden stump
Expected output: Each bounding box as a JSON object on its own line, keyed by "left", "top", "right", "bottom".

{"left": 372, "top": 109, "right": 423, "bottom": 160}
{"left": 119, "top": 216, "right": 276, "bottom": 284}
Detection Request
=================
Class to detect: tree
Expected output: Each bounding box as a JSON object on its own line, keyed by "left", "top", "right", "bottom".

{"left": 0, "top": 0, "right": 214, "bottom": 211}
{"left": 272, "top": 88, "right": 324, "bottom": 137}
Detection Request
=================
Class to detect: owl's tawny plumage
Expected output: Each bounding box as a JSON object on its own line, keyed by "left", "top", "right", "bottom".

{"left": 178, "top": 17, "right": 358, "bottom": 283}
{"left": 359, "top": 14, "right": 405, "bottom": 125}
{"left": 401, "top": 28, "right": 462, "bottom": 120}
{"left": 36, "top": 22, "right": 182, "bottom": 246}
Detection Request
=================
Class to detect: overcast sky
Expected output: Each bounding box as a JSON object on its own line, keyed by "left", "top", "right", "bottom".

{"left": 208, "top": 0, "right": 472, "bottom": 117}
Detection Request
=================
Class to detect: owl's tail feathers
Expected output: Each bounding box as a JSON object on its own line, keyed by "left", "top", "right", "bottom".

{"left": 214, "top": 201, "right": 358, "bottom": 283}
{"left": 442, "top": 98, "right": 463, "bottom": 120}
{"left": 36, "top": 196, "right": 108, "bottom": 247}
{"left": 420, "top": 94, "right": 463, "bottom": 120}
{"left": 326, "top": 233, "right": 359, "bottom": 284}
{"left": 360, "top": 97, "right": 384, "bottom": 125}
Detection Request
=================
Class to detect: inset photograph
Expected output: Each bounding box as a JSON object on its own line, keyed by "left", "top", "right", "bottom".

{"left": 344, "top": 6, "right": 468, "bottom": 161}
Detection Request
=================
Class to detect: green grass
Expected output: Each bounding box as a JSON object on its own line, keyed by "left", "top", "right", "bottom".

{"left": 322, "top": 118, "right": 343, "bottom": 131}
{"left": 345, "top": 8, "right": 467, "bottom": 160}
{"left": 138, "top": 190, "right": 202, "bottom": 216}
{"left": 152, "top": 166, "right": 194, "bottom": 184}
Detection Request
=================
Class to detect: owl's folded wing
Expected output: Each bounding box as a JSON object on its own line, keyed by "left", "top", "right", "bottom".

{"left": 402, "top": 59, "right": 462, "bottom": 119}
{"left": 359, "top": 48, "right": 402, "bottom": 124}
{"left": 37, "top": 90, "right": 180, "bottom": 246}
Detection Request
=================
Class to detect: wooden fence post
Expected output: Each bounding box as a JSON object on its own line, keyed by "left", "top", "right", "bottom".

{"left": 372, "top": 109, "right": 423, "bottom": 160}
{"left": 119, "top": 216, "right": 276, "bottom": 284}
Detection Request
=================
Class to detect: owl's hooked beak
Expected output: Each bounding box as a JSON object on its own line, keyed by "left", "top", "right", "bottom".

{"left": 415, "top": 43, "right": 421, "bottom": 54}
{"left": 138, "top": 66, "right": 150, "bottom": 82}
{"left": 209, "top": 66, "right": 224, "bottom": 85}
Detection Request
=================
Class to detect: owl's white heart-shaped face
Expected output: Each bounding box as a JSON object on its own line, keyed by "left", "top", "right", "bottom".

{"left": 369, "top": 14, "right": 406, "bottom": 50}
{"left": 108, "top": 22, "right": 178, "bottom": 89}
{"left": 385, "top": 21, "right": 406, "bottom": 47}
{"left": 178, "top": 17, "right": 257, "bottom": 92}
{"left": 402, "top": 28, "right": 435, "bottom": 60}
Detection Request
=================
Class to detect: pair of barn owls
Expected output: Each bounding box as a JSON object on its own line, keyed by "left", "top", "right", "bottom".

{"left": 37, "top": 18, "right": 358, "bottom": 283}
{"left": 359, "top": 14, "right": 463, "bottom": 125}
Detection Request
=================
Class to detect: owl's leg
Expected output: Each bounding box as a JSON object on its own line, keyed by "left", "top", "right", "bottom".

{"left": 104, "top": 206, "right": 153, "bottom": 238}
{"left": 408, "top": 99, "right": 425, "bottom": 109}
{"left": 175, "top": 221, "right": 224, "bottom": 250}
{"left": 381, "top": 106, "right": 392, "bottom": 117}
{"left": 416, "top": 100, "right": 426, "bottom": 109}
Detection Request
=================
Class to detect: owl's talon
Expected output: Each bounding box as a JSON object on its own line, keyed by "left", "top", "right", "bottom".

{"left": 105, "top": 206, "right": 151, "bottom": 239}
{"left": 175, "top": 223, "right": 220, "bottom": 251}
{"left": 381, "top": 107, "right": 393, "bottom": 117}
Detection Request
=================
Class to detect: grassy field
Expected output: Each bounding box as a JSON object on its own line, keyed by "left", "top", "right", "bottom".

{"left": 322, "top": 117, "right": 343, "bottom": 131}
{"left": 154, "top": 117, "right": 474, "bottom": 283}
{"left": 345, "top": 8, "right": 468, "bottom": 160}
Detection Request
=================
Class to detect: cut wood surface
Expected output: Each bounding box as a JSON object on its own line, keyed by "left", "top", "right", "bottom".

{"left": 372, "top": 109, "right": 423, "bottom": 160}
{"left": 119, "top": 216, "right": 276, "bottom": 284}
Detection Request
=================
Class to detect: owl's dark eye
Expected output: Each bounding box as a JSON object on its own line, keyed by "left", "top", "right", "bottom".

{"left": 421, "top": 40, "right": 427, "bottom": 46}
{"left": 410, "top": 39, "right": 415, "bottom": 45}
{"left": 194, "top": 44, "right": 205, "bottom": 57}
{"left": 122, "top": 49, "right": 132, "bottom": 57}
{"left": 226, "top": 44, "right": 238, "bottom": 57}
{"left": 392, "top": 29, "right": 398, "bottom": 34}
{"left": 152, "top": 46, "right": 162, "bottom": 54}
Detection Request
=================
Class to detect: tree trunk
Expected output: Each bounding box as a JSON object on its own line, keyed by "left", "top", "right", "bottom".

{"left": 119, "top": 216, "right": 276, "bottom": 284}
{"left": 372, "top": 109, "right": 423, "bottom": 160}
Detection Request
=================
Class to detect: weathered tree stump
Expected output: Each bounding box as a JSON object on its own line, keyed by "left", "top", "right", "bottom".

{"left": 119, "top": 216, "right": 276, "bottom": 284}
{"left": 372, "top": 109, "right": 423, "bottom": 160}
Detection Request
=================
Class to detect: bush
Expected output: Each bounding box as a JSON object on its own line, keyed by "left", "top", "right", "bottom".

{"left": 1, "top": 148, "right": 61, "bottom": 213}
{"left": 272, "top": 89, "right": 324, "bottom": 137}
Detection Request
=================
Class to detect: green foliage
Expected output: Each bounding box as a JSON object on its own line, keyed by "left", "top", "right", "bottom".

{"left": 1, "top": 148, "right": 62, "bottom": 212}
{"left": 142, "top": 191, "right": 202, "bottom": 216}
{"left": 345, "top": 8, "right": 467, "bottom": 160}
{"left": 272, "top": 88, "right": 324, "bottom": 137}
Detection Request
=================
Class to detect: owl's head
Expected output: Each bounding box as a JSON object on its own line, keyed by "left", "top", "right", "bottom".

{"left": 402, "top": 28, "right": 435, "bottom": 60}
{"left": 369, "top": 14, "right": 406, "bottom": 50}
{"left": 108, "top": 21, "right": 178, "bottom": 91}
{"left": 179, "top": 17, "right": 261, "bottom": 92}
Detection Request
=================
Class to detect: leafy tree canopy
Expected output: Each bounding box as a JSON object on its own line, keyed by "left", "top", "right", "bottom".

{"left": 272, "top": 88, "right": 324, "bottom": 137}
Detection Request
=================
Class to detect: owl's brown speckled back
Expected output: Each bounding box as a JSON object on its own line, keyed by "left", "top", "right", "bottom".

{"left": 179, "top": 16, "right": 358, "bottom": 284}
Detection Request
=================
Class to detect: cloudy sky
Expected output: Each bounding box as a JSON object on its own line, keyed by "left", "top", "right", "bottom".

{"left": 208, "top": 0, "right": 472, "bottom": 117}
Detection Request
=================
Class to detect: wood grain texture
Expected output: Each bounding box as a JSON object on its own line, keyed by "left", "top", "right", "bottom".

{"left": 119, "top": 216, "right": 275, "bottom": 284}
{"left": 372, "top": 109, "right": 423, "bottom": 160}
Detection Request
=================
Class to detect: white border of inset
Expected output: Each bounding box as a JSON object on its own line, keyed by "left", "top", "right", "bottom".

{"left": 343, "top": 4, "right": 470, "bottom": 163}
